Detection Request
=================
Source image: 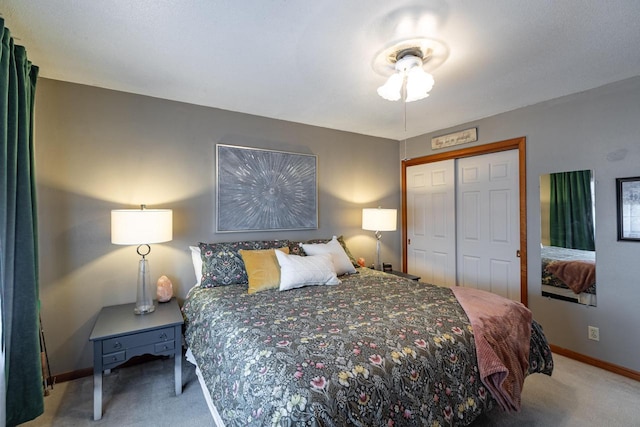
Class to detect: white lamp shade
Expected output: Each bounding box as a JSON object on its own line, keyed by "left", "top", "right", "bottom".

{"left": 362, "top": 208, "right": 397, "bottom": 232}
{"left": 111, "top": 209, "right": 173, "bottom": 245}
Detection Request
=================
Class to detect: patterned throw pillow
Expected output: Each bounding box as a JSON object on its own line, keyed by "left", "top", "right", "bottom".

{"left": 286, "top": 241, "right": 306, "bottom": 256}
{"left": 198, "top": 240, "right": 290, "bottom": 287}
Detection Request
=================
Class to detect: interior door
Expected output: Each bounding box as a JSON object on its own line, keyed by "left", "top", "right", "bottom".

{"left": 456, "top": 150, "right": 521, "bottom": 300}
{"left": 406, "top": 160, "right": 456, "bottom": 287}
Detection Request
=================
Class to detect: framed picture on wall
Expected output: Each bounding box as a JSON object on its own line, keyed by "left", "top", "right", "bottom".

{"left": 616, "top": 176, "right": 640, "bottom": 241}
{"left": 216, "top": 144, "right": 318, "bottom": 232}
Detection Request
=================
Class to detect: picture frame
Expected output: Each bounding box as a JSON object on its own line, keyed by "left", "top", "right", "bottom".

{"left": 216, "top": 144, "right": 318, "bottom": 232}
{"left": 616, "top": 176, "right": 640, "bottom": 241}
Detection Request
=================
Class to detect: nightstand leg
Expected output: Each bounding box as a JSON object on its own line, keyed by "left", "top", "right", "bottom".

{"left": 93, "top": 340, "right": 103, "bottom": 420}
{"left": 93, "top": 367, "right": 102, "bottom": 420}
{"left": 174, "top": 325, "right": 182, "bottom": 395}
{"left": 174, "top": 354, "right": 182, "bottom": 395}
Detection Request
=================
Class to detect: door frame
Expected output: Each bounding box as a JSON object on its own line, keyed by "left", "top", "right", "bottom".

{"left": 401, "top": 137, "right": 528, "bottom": 306}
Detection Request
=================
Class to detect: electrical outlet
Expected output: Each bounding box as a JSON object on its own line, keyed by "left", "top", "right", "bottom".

{"left": 588, "top": 326, "right": 599, "bottom": 341}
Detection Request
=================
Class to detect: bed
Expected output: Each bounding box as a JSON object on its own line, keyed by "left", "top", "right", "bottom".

{"left": 183, "top": 238, "right": 553, "bottom": 426}
{"left": 541, "top": 245, "right": 596, "bottom": 305}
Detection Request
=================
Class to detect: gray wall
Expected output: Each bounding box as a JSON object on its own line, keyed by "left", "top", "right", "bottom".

{"left": 35, "top": 79, "right": 401, "bottom": 375}
{"left": 403, "top": 76, "right": 640, "bottom": 372}
{"left": 36, "top": 75, "right": 640, "bottom": 376}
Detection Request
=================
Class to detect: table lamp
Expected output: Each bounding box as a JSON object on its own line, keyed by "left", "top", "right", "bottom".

{"left": 362, "top": 207, "right": 397, "bottom": 270}
{"left": 111, "top": 205, "right": 173, "bottom": 314}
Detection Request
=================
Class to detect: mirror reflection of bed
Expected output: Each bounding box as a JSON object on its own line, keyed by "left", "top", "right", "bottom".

{"left": 540, "top": 170, "right": 596, "bottom": 306}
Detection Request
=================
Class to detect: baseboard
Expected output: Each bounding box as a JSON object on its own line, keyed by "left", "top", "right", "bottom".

{"left": 52, "top": 354, "right": 173, "bottom": 384}
{"left": 550, "top": 344, "right": 640, "bottom": 381}
{"left": 54, "top": 367, "right": 93, "bottom": 384}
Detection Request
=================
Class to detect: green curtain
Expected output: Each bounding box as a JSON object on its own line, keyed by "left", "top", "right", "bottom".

{"left": 549, "top": 170, "right": 595, "bottom": 251}
{"left": 0, "top": 18, "right": 42, "bottom": 426}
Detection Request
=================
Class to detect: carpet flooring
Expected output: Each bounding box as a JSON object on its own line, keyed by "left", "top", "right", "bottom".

{"left": 21, "top": 353, "right": 640, "bottom": 426}
{"left": 22, "top": 355, "right": 213, "bottom": 426}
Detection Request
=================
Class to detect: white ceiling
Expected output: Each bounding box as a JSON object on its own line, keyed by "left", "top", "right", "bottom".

{"left": 4, "top": 1, "right": 640, "bottom": 140}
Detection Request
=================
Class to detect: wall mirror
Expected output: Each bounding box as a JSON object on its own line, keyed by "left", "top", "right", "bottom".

{"left": 540, "top": 170, "right": 596, "bottom": 306}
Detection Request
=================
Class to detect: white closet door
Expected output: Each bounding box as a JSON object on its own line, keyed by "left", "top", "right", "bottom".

{"left": 456, "top": 150, "right": 520, "bottom": 300}
{"left": 406, "top": 160, "right": 457, "bottom": 287}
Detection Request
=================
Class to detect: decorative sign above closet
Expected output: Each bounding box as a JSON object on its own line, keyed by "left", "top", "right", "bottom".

{"left": 431, "top": 127, "right": 478, "bottom": 150}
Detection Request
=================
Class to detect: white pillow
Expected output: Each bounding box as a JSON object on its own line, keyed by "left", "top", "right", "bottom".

{"left": 301, "top": 236, "right": 357, "bottom": 276}
{"left": 275, "top": 251, "right": 341, "bottom": 291}
{"left": 189, "top": 245, "right": 203, "bottom": 286}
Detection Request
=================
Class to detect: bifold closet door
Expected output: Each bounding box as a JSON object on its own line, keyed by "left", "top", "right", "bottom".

{"left": 456, "top": 150, "right": 520, "bottom": 300}
{"left": 406, "top": 159, "right": 457, "bottom": 288}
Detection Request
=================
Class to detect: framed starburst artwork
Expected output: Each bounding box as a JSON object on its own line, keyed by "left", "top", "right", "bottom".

{"left": 216, "top": 144, "right": 318, "bottom": 232}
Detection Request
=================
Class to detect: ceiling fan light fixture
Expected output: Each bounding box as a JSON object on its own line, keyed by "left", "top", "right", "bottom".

{"left": 394, "top": 54, "right": 423, "bottom": 73}
{"left": 377, "top": 54, "right": 434, "bottom": 103}
{"left": 373, "top": 38, "right": 448, "bottom": 103}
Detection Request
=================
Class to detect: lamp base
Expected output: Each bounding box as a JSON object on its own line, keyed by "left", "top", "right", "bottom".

{"left": 134, "top": 303, "right": 155, "bottom": 315}
{"left": 375, "top": 238, "right": 382, "bottom": 271}
{"left": 135, "top": 257, "right": 156, "bottom": 315}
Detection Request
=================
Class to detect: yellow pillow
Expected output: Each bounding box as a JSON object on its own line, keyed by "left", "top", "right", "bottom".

{"left": 239, "top": 247, "right": 289, "bottom": 294}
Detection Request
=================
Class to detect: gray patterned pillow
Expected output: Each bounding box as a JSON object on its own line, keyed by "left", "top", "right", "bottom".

{"left": 199, "top": 240, "right": 289, "bottom": 287}
{"left": 286, "top": 241, "right": 305, "bottom": 256}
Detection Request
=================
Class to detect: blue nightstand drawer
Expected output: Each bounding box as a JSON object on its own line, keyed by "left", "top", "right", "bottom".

{"left": 154, "top": 340, "right": 175, "bottom": 353}
{"left": 102, "top": 351, "right": 125, "bottom": 365}
{"left": 102, "top": 327, "right": 174, "bottom": 354}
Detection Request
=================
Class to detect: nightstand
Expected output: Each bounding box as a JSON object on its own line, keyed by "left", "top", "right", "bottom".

{"left": 389, "top": 270, "right": 421, "bottom": 282}
{"left": 89, "top": 298, "right": 184, "bottom": 421}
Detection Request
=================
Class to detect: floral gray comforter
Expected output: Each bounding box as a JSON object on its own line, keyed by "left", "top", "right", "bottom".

{"left": 183, "top": 268, "right": 553, "bottom": 427}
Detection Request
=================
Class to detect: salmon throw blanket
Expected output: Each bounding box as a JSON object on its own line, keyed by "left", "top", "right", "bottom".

{"left": 451, "top": 287, "right": 532, "bottom": 412}
{"left": 545, "top": 260, "right": 595, "bottom": 294}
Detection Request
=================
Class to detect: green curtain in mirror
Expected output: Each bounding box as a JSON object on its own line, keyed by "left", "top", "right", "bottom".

{"left": 1, "top": 18, "right": 42, "bottom": 426}
{"left": 550, "top": 170, "right": 595, "bottom": 251}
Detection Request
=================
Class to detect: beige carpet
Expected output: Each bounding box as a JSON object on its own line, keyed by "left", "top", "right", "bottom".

{"left": 21, "top": 353, "right": 640, "bottom": 426}
{"left": 21, "top": 356, "right": 213, "bottom": 427}
{"left": 472, "top": 353, "right": 640, "bottom": 426}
